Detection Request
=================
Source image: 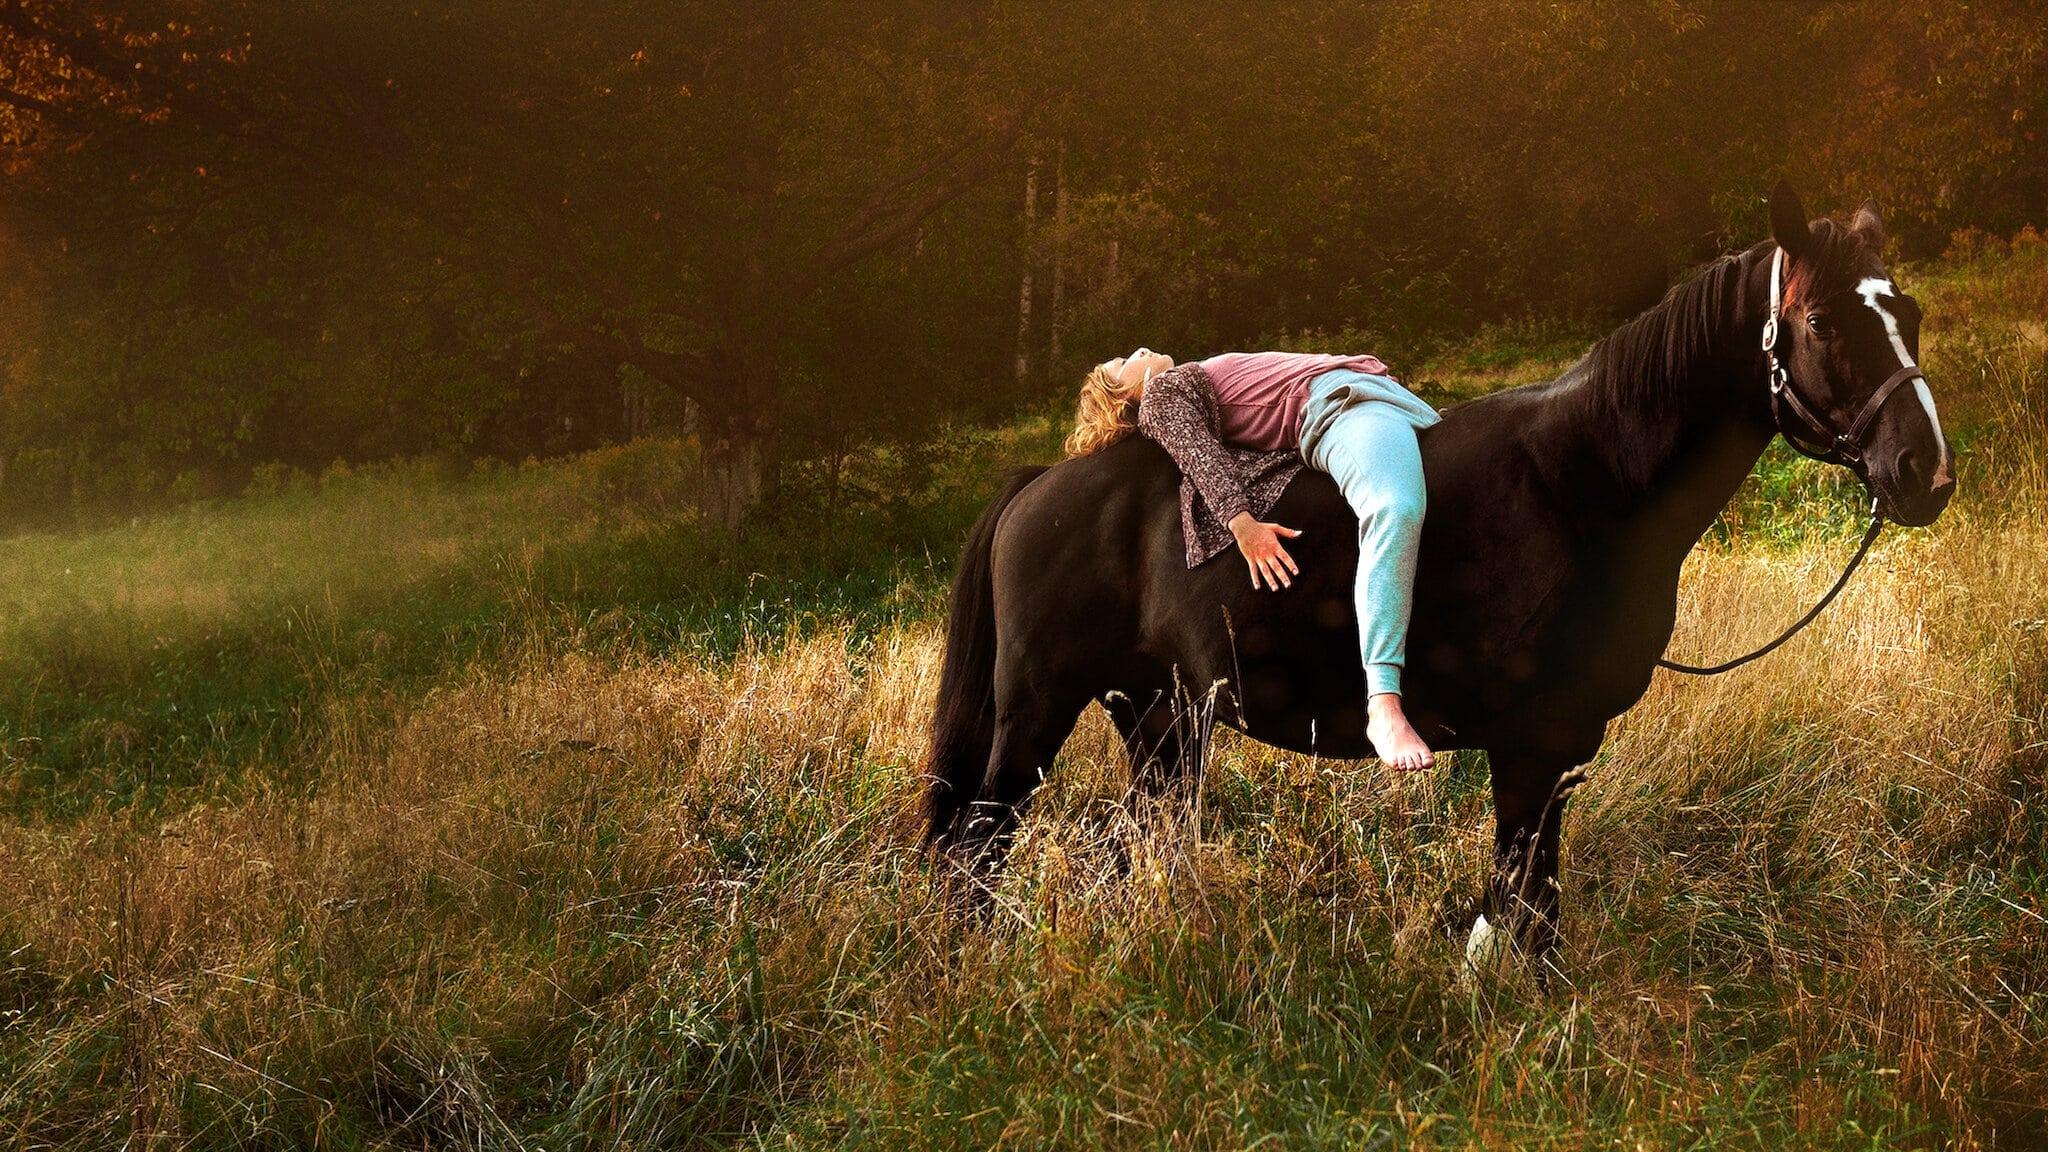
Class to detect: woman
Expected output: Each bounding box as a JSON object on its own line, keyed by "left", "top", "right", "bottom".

{"left": 1064, "top": 347, "right": 1440, "bottom": 771}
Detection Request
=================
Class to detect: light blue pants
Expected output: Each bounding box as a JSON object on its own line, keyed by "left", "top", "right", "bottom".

{"left": 1297, "top": 369, "right": 1440, "bottom": 698}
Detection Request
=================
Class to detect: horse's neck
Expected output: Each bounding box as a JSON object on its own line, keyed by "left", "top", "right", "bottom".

{"left": 1576, "top": 251, "right": 1778, "bottom": 546}
{"left": 1635, "top": 398, "right": 1777, "bottom": 552}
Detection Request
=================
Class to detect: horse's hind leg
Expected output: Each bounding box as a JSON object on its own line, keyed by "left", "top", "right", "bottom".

{"left": 955, "top": 678, "right": 1093, "bottom": 872}
{"left": 1102, "top": 682, "right": 1213, "bottom": 876}
{"left": 1108, "top": 685, "right": 1179, "bottom": 798}
{"left": 1106, "top": 680, "right": 1210, "bottom": 805}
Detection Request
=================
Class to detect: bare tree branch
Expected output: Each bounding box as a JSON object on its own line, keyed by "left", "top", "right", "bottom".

{"left": 799, "top": 109, "right": 1026, "bottom": 293}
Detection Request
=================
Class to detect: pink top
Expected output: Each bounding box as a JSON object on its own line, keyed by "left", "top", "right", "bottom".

{"left": 1194, "top": 351, "right": 1393, "bottom": 451}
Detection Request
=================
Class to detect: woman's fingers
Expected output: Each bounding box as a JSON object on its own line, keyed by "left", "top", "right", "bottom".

{"left": 1237, "top": 523, "right": 1306, "bottom": 591}
{"left": 1243, "top": 541, "right": 1300, "bottom": 591}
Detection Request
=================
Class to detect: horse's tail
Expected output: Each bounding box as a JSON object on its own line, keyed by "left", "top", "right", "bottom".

{"left": 922, "top": 465, "right": 1046, "bottom": 848}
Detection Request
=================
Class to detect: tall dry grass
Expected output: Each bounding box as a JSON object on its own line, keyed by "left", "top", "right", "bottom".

{"left": 1, "top": 241, "right": 2045, "bottom": 1148}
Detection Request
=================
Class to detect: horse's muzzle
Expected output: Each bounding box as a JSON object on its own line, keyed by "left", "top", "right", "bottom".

{"left": 1881, "top": 471, "right": 1955, "bottom": 527}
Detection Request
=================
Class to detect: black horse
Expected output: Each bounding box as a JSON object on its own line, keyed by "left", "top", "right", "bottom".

{"left": 922, "top": 184, "right": 1955, "bottom": 965}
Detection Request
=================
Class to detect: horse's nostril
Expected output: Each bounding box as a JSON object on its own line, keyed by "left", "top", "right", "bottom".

{"left": 1896, "top": 448, "right": 1933, "bottom": 492}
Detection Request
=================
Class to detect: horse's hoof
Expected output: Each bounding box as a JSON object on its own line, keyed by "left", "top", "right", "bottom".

{"left": 1465, "top": 913, "right": 1501, "bottom": 965}
{"left": 1457, "top": 913, "right": 1507, "bottom": 990}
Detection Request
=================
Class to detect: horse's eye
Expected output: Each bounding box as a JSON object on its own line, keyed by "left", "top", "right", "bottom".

{"left": 1805, "top": 312, "right": 1835, "bottom": 338}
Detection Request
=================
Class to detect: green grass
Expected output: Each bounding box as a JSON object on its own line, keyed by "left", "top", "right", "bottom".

{"left": 0, "top": 412, "right": 1067, "bottom": 821}
{"left": 1, "top": 236, "right": 2045, "bottom": 1149}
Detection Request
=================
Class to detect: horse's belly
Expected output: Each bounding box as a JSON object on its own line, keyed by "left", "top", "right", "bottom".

{"left": 1220, "top": 603, "right": 1633, "bottom": 758}
{"left": 1229, "top": 640, "right": 1375, "bottom": 756}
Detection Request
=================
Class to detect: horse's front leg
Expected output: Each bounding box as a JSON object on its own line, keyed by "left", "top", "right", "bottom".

{"left": 1470, "top": 750, "right": 1590, "bottom": 979}
{"left": 1107, "top": 681, "right": 1213, "bottom": 805}
{"left": 1104, "top": 681, "right": 1214, "bottom": 878}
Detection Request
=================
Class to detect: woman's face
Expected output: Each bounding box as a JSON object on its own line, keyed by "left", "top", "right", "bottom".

{"left": 1102, "top": 347, "right": 1175, "bottom": 396}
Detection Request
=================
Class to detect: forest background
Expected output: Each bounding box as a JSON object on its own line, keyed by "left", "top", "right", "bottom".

{"left": 3, "top": 0, "right": 2044, "bottom": 529}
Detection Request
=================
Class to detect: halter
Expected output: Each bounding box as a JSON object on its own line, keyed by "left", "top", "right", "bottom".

{"left": 1657, "top": 244, "right": 1906, "bottom": 677}
{"left": 1763, "top": 246, "right": 1926, "bottom": 468}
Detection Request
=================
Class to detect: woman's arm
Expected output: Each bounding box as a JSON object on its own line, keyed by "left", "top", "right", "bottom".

{"left": 1138, "top": 366, "right": 1301, "bottom": 589}
{"left": 1136, "top": 366, "right": 1252, "bottom": 524}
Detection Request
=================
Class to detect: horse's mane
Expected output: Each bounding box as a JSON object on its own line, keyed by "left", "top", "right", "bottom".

{"left": 1571, "top": 222, "right": 1870, "bottom": 487}
{"left": 1579, "top": 245, "right": 1759, "bottom": 420}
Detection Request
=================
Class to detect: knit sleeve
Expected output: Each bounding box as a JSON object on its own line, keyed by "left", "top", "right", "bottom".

{"left": 1137, "top": 364, "right": 1251, "bottom": 526}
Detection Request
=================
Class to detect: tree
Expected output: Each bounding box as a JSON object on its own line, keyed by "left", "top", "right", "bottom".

{"left": 0, "top": 1, "right": 2041, "bottom": 529}
{"left": 1, "top": 1, "right": 1031, "bottom": 522}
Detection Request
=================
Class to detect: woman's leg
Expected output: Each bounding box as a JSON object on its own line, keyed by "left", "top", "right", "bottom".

{"left": 1299, "top": 396, "right": 1434, "bottom": 768}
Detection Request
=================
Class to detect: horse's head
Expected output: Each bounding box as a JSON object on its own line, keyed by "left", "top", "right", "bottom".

{"left": 1766, "top": 181, "right": 1956, "bottom": 526}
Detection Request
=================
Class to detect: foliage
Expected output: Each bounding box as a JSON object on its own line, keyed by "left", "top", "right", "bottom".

{"left": 2, "top": 1, "right": 2044, "bottom": 526}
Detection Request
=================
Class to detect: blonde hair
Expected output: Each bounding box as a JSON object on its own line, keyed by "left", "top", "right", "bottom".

{"left": 1064, "top": 363, "right": 1145, "bottom": 457}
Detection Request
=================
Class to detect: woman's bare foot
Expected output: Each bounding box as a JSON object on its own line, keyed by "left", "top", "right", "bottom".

{"left": 1367, "top": 693, "right": 1436, "bottom": 771}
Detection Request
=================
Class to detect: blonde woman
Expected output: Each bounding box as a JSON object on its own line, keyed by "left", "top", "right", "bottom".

{"left": 1066, "top": 347, "right": 1441, "bottom": 770}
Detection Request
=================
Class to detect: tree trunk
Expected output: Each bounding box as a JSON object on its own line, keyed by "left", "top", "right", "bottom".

{"left": 1014, "top": 152, "right": 1039, "bottom": 388}
{"left": 622, "top": 373, "right": 647, "bottom": 440}
{"left": 693, "top": 338, "right": 780, "bottom": 530}
{"left": 1048, "top": 141, "right": 1068, "bottom": 379}
{"left": 701, "top": 425, "right": 768, "bottom": 530}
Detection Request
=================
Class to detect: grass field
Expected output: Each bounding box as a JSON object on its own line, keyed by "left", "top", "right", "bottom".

{"left": 2, "top": 237, "right": 2046, "bottom": 1149}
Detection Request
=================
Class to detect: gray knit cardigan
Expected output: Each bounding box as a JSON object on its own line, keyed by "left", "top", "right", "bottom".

{"left": 1134, "top": 362, "right": 1304, "bottom": 569}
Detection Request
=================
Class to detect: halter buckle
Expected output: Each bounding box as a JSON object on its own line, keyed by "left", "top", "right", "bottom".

{"left": 1761, "top": 315, "right": 1779, "bottom": 353}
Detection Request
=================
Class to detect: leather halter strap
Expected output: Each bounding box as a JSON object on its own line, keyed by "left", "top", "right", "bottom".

{"left": 1763, "top": 247, "right": 1926, "bottom": 467}
{"left": 1656, "top": 245, "right": 1904, "bottom": 677}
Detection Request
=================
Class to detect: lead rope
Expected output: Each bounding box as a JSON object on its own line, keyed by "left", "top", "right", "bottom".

{"left": 1656, "top": 245, "right": 1887, "bottom": 676}
{"left": 1656, "top": 501, "right": 1884, "bottom": 675}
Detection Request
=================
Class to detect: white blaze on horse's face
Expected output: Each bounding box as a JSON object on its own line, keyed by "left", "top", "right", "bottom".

{"left": 1855, "top": 276, "right": 1951, "bottom": 476}
{"left": 1854, "top": 278, "right": 1916, "bottom": 367}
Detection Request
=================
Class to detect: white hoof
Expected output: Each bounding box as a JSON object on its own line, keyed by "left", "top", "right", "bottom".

{"left": 1463, "top": 913, "right": 1504, "bottom": 977}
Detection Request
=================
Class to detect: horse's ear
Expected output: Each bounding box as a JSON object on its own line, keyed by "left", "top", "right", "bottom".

{"left": 1850, "top": 199, "right": 1888, "bottom": 251}
{"left": 1769, "top": 179, "right": 1813, "bottom": 258}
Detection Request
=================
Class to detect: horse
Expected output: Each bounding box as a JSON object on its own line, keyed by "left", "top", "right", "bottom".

{"left": 920, "top": 183, "right": 1956, "bottom": 968}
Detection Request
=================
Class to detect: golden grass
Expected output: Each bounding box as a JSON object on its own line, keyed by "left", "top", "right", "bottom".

{"left": 5, "top": 482, "right": 2041, "bottom": 1145}
{"left": 2, "top": 243, "right": 2045, "bottom": 1148}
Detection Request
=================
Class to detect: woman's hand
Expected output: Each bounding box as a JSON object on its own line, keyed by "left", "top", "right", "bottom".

{"left": 1229, "top": 512, "right": 1302, "bottom": 590}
